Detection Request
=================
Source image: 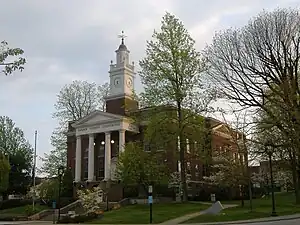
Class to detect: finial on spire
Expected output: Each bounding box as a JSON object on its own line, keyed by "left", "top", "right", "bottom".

{"left": 118, "top": 30, "right": 127, "bottom": 45}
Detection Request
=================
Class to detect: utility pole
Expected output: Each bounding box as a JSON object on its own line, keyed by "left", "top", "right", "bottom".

{"left": 32, "top": 130, "right": 37, "bottom": 211}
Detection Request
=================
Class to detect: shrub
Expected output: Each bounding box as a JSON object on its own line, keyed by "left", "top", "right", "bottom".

{"left": 24, "top": 205, "right": 39, "bottom": 216}
{"left": 0, "top": 214, "right": 27, "bottom": 221}
{"left": 58, "top": 213, "right": 99, "bottom": 224}
{"left": 77, "top": 186, "right": 103, "bottom": 213}
{"left": 123, "top": 185, "right": 139, "bottom": 198}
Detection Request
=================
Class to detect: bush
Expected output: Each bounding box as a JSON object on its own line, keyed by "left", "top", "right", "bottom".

{"left": 0, "top": 214, "right": 27, "bottom": 221}
{"left": 0, "top": 199, "right": 32, "bottom": 210}
{"left": 123, "top": 185, "right": 139, "bottom": 198}
{"left": 24, "top": 205, "right": 39, "bottom": 216}
{"left": 153, "top": 184, "right": 175, "bottom": 198}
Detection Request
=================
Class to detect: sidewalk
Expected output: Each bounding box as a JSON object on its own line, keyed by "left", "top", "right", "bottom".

{"left": 162, "top": 203, "right": 238, "bottom": 224}
{"left": 183, "top": 213, "right": 300, "bottom": 225}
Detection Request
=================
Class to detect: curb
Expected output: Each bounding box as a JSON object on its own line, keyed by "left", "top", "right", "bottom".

{"left": 183, "top": 214, "right": 300, "bottom": 225}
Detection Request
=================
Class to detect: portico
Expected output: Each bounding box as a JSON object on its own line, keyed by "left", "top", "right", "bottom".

{"left": 71, "top": 110, "right": 139, "bottom": 183}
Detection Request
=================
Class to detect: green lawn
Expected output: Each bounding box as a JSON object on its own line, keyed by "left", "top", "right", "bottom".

{"left": 0, "top": 204, "right": 49, "bottom": 216}
{"left": 183, "top": 192, "right": 300, "bottom": 223}
{"left": 88, "top": 203, "right": 209, "bottom": 224}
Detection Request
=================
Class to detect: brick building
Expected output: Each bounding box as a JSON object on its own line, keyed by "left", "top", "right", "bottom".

{"left": 66, "top": 37, "right": 242, "bottom": 198}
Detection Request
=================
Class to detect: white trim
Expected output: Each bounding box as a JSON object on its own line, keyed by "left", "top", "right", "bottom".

{"left": 72, "top": 110, "right": 124, "bottom": 127}
{"left": 75, "top": 120, "right": 139, "bottom": 136}
{"left": 104, "top": 93, "right": 134, "bottom": 101}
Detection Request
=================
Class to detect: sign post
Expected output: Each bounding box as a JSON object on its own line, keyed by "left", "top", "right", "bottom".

{"left": 148, "top": 185, "right": 153, "bottom": 224}
{"left": 52, "top": 200, "right": 56, "bottom": 224}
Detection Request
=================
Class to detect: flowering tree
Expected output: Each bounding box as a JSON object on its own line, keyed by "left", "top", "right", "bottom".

{"left": 27, "top": 179, "right": 59, "bottom": 201}
{"left": 77, "top": 186, "right": 104, "bottom": 213}
{"left": 168, "top": 172, "right": 191, "bottom": 188}
{"left": 204, "top": 150, "right": 248, "bottom": 188}
{"left": 252, "top": 169, "right": 293, "bottom": 191}
{"left": 168, "top": 172, "right": 192, "bottom": 197}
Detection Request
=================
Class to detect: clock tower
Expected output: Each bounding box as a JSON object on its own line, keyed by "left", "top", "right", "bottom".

{"left": 105, "top": 31, "right": 138, "bottom": 115}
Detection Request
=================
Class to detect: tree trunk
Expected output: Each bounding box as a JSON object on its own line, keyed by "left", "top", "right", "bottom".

{"left": 248, "top": 181, "right": 253, "bottom": 211}
{"left": 296, "top": 168, "right": 300, "bottom": 204}
{"left": 290, "top": 150, "right": 300, "bottom": 204}
{"left": 291, "top": 162, "right": 300, "bottom": 203}
{"left": 240, "top": 185, "right": 245, "bottom": 207}
{"left": 177, "top": 101, "right": 188, "bottom": 202}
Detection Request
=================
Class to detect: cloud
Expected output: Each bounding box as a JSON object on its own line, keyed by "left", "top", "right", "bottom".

{"left": 0, "top": 0, "right": 299, "bottom": 171}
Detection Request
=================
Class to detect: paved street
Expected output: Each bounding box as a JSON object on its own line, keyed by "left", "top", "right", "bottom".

{"left": 233, "top": 218, "right": 300, "bottom": 225}
{"left": 0, "top": 218, "right": 300, "bottom": 225}
{"left": 184, "top": 217, "right": 300, "bottom": 225}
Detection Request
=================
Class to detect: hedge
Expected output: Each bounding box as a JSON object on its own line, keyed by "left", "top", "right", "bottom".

{"left": 0, "top": 199, "right": 32, "bottom": 210}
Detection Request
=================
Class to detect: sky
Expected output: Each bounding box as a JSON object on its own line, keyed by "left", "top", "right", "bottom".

{"left": 0, "top": 0, "right": 299, "bottom": 171}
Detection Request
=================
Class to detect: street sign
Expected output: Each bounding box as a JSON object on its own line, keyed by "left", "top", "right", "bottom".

{"left": 148, "top": 195, "right": 153, "bottom": 204}
{"left": 52, "top": 200, "right": 56, "bottom": 209}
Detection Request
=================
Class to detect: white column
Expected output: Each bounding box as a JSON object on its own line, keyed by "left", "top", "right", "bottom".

{"left": 75, "top": 135, "right": 82, "bottom": 182}
{"left": 186, "top": 139, "right": 190, "bottom": 153}
{"left": 119, "top": 129, "right": 125, "bottom": 154}
{"left": 88, "top": 134, "right": 95, "bottom": 182}
{"left": 104, "top": 132, "right": 111, "bottom": 180}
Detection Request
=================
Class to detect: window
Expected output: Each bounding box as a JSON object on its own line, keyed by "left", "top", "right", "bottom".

{"left": 186, "top": 139, "right": 190, "bottom": 153}
{"left": 83, "top": 158, "right": 88, "bottom": 180}
{"left": 98, "top": 145, "right": 105, "bottom": 157}
{"left": 97, "top": 158, "right": 104, "bottom": 180}
{"left": 186, "top": 162, "right": 191, "bottom": 174}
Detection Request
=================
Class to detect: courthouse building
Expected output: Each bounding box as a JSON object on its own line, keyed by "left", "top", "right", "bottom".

{"left": 66, "top": 36, "right": 242, "bottom": 192}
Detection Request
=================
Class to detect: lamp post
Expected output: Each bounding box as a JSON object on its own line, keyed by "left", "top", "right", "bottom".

{"left": 32, "top": 130, "right": 38, "bottom": 212}
{"left": 57, "top": 166, "right": 65, "bottom": 222}
{"left": 148, "top": 185, "right": 153, "bottom": 224}
{"left": 265, "top": 141, "right": 277, "bottom": 217}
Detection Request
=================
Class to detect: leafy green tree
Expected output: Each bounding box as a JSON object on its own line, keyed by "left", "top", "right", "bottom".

{"left": 0, "top": 41, "right": 26, "bottom": 75}
{"left": 116, "top": 142, "right": 169, "bottom": 195}
{"left": 40, "top": 128, "right": 67, "bottom": 177}
{"left": 0, "top": 153, "right": 10, "bottom": 194}
{"left": 0, "top": 116, "right": 33, "bottom": 196}
{"left": 139, "top": 12, "right": 215, "bottom": 201}
{"left": 39, "top": 179, "right": 59, "bottom": 201}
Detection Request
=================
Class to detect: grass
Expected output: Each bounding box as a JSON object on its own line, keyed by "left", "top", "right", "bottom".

{"left": 88, "top": 203, "right": 209, "bottom": 224}
{"left": 183, "top": 192, "right": 300, "bottom": 223}
{"left": 0, "top": 204, "right": 49, "bottom": 216}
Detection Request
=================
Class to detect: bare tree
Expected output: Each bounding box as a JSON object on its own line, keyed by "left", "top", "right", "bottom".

{"left": 217, "top": 107, "right": 256, "bottom": 208}
{"left": 205, "top": 8, "right": 300, "bottom": 203}
{"left": 53, "top": 80, "right": 99, "bottom": 124}
{"left": 97, "top": 82, "right": 110, "bottom": 111}
{"left": 41, "top": 80, "right": 108, "bottom": 176}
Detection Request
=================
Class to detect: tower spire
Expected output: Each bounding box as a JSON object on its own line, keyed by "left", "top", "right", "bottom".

{"left": 118, "top": 30, "right": 127, "bottom": 45}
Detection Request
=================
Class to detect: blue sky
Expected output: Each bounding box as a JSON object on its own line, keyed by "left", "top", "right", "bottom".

{"left": 0, "top": 0, "right": 299, "bottom": 170}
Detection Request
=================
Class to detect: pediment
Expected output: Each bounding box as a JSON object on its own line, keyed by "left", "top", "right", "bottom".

{"left": 213, "top": 124, "right": 231, "bottom": 134}
{"left": 72, "top": 110, "right": 124, "bottom": 128}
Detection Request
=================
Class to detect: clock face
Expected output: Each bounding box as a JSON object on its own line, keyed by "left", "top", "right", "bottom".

{"left": 126, "top": 78, "right": 133, "bottom": 88}
{"left": 114, "top": 78, "right": 121, "bottom": 87}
